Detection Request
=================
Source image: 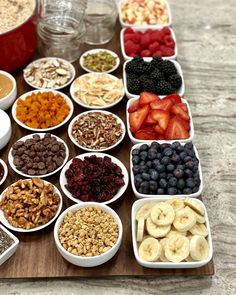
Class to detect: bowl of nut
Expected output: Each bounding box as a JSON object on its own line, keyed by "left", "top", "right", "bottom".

{"left": 8, "top": 133, "right": 69, "bottom": 178}
{"left": 68, "top": 110, "right": 126, "bottom": 152}
{"left": 54, "top": 202, "right": 123, "bottom": 267}
{"left": 59, "top": 153, "right": 129, "bottom": 205}
{"left": 0, "top": 178, "right": 63, "bottom": 232}
{"left": 23, "top": 57, "right": 76, "bottom": 90}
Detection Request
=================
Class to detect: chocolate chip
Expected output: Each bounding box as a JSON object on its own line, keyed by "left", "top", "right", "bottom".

{"left": 38, "top": 162, "right": 45, "bottom": 170}
{"left": 51, "top": 144, "right": 59, "bottom": 152}
{"left": 28, "top": 169, "right": 36, "bottom": 175}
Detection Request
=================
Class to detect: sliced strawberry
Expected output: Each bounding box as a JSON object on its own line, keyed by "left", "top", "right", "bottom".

{"left": 150, "top": 97, "right": 173, "bottom": 111}
{"left": 144, "top": 113, "right": 157, "bottom": 125}
{"left": 171, "top": 104, "right": 190, "bottom": 121}
{"left": 176, "top": 102, "right": 188, "bottom": 113}
{"left": 165, "top": 94, "right": 182, "bottom": 104}
{"left": 175, "top": 116, "right": 191, "bottom": 131}
{"left": 139, "top": 92, "right": 160, "bottom": 106}
{"left": 129, "top": 105, "right": 149, "bottom": 133}
{"left": 135, "top": 127, "right": 159, "bottom": 140}
{"left": 153, "top": 124, "right": 165, "bottom": 134}
{"left": 128, "top": 99, "right": 140, "bottom": 113}
{"left": 157, "top": 134, "right": 165, "bottom": 140}
{"left": 165, "top": 117, "right": 189, "bottom": 140}
{"left": 150, "top": 110, "right": 170, "bottom": 130}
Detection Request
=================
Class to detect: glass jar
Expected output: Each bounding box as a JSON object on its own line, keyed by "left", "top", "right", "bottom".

{"left": 84, "top": 0, "right": 118, "bottom": 45}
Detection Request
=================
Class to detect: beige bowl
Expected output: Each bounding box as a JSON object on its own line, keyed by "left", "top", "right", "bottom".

{"left": 0, "top": 71, "right": 17, "bottom": 110}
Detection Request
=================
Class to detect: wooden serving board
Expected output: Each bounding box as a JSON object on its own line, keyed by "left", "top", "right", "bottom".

{"left": 0, "top": 23, "right": 214, "bottom": 278}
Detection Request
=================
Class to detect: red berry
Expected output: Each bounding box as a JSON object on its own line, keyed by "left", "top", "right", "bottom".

{"left": 153, "top": 50, "right": 162, "bottom": 57}
{"left": 148, "top": 41, "right": 160, "bottom": 53}
{"left": 140, "top": 49, "right": 151, "bottom": 57}
{"left": 145, "top": 29, "right": 154, "bottom": 34}
{"left": 125, "top": 40, "right": 139, "bottom": 55}
{"left": 132, "top": 32, "right": 141, "bottom": 43}
{"left": 124, "top": 28, "right": 134, "bottom": 35}
{"left": 160, "top": 45, "right": 174, "bottom": 57}
{"left": 140, "top": 34, "right": 151, "bottom": 49}
{"left": 150, "top": 31, "right": 164, "bottom": 43}
{"left": 163, "top": 35, "right": 175, "bottom": 49}
{"left": 161, "top": 27, "right": 171, "bottom": 35}
{"left": 124, "top": 34, "right": 134, "bottom": 42}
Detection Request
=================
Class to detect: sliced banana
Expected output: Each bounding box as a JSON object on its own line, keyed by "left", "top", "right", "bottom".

{"left": 165, "top": 235, "right": 190, "bottom": 262}
{"left": 186, "top": 206, "right": 205, "bottom": 224}
{"left": 167, "top": 198, "right": 184, "bottom": 212}
{"left": 186, "top": 233, "right": 194, "bottom": 240}
{"left": 190, "top": 235, "right": 209, "bottom": 261}
{"left": 185, "top": 255, "right": 195, "bottom": 262}
{"left": 137, "top": 218, "right": 145, "bottom": 242}
{"left": 150, "top": 202, "right": 175, "bottom": 226}
{"left": 173, "top": 207, "right": 196, "bottom": 232}
{"left": 189, "top": 223, "right": 208, "bottom": 237}
{"left": 138, "top": 237, "right": 161, "bottom": 262}
{"left": 136, "top": 203, "right": 154, "bottom": 221}
{"left": 146, "top": 217, "right": 171, "bottom": 238}
{"left": 166, "top": 230, "right": 187, "bottom": 238}
{"left": 184, "top": 198, "right": 205, "bottom": 216}
{"left": 159, "top": 238, "right": 169, "bottom": 262}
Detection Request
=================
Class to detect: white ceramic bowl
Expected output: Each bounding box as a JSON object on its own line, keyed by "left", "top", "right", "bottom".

{"left": 79, "top": 49, "right": 120, "bottom": 74}
{"left": 0, "top": 70, "right": 17, "bottom": 110}
{"left": 0, "top": 109, "right": 12, "bottom": 150}
{"left": 60, "top": 152, "right": 129, "bottom": 205}
{"left": 23, "top": 57, "right": 76, "bottom": 90}
{"left": 0, "top": 179, "right": 63, "bottom": 233}
{"left": 123, "top": 59, "right": 185, "bottom": 99}
{"left": 120, "top": 27, "right": 177, "bottom": 61}
{"left": 68, "top": 110, "right": 126, "bottom": 152}
{"left": 8, "top": 133, "right": 69, "bottom": 178}
{"left": 12, "top": 89, "right": 74, "bottom": 132}
{"left": 132, "top": 197, "right": 213, "bottom": 268}
{"left": 0, "top": 159, "right": 8, "bottom": 186}
{"left": 70, "top": 73, "right": 125, "bottom": 110}
{"left": 54, "top": 202, "right": 123, "bottom": 267}
{"left": 0, "top": 224, "right": 19, "bottom": 266}
{"left": 118, "top": 0, "right": 172, "bottom": 28}
{"left": 130, "top": 142, "right": 203, "bottom": 198}
{"left": 126, "top": 96, "right": 194, "bottom": 145}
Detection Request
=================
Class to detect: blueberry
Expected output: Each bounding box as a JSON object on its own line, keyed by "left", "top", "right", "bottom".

{"left": 132, "top": 148, "right": 140, "bottom": 156}
{"left": 192, "top": 186, "right": 199, "bottom": 193}
{"left": 150, "top": 141, "right": 160, "bottom": 151}
{"left": 157, "top": 164, "right": 165, "bottom": 173}
{"left": 149, "top": 169, "right": 159, "bottom": 180}
{"left": 186, "top": 178, "right": 195, "bottom": 188}
{"left": 156, "top": 153, "right": 162, "bottom": 160}
{"left": 163, "top": 147, "right": 173, "bottom": 157}
{"left": 140, "top": 151, "right": 148, "bottom": 161}
{"left": 171, "top": 154, "right": 180, "bottom": 164}
{"left": 168, "top": 177, "right": 177, "bottom": 187}
{"left": 167, "top": 173, "right": 173, "bottom": 180}
{"left": 140, "top": 161, "right": 146, "bottom": 166}
{"left": 140, "top": 181, "right": 150, "bottom": 192}
{"left": 171, "top": 141, "right": 181, "bottom": 149}
{"left": 166, "top": 164, "right": 175, "bottom": 172}
{"left": 161, "top": 156, "right": 170, "bottom": 165}
{"left": 167, "top": 187, "right": 178, "bottom": 195}
{"left": 185, "top": 161, "right": 194, "bottom": 170}
{"left": 139, "top": 165, "right": 148, "bottom": 173}
{"left": 132, "top": 155, "right": 140, "bottom": 165}
{"left": 149, "top": 180, "right": 158, "bottom": 192}
{"left": 183, "top": 187, "right": 192, "bottom": 194}
{"left": 185, "top": 142, "right": 194, "bottom": 150}
{"left": 174, "top": 168, "right": 184, "bottom": 178}
{"left": 146, "top": 160, "right": 152, "bottom": 168}
{"left": 140, "top": 144, "right": 149, "bottom": 151}
{"left": 183, "top": 156, "right": 192, "bottom": 163}
{"left": 141, "top": 173, "right": 151, "bottom": 181}
{"left": 159, "top": 178, "right": 167, "bottom": 188}
{"left": 180, "top": 152, "right": 187, "bottom": 160}
{"left": 176, "top": 165, "right": 184, "bottom": 171}
{"left": 132, "top": 165, "right": 140, "bottom": 175}
{"left": 157, "top": 188, "right": 165, "bottom": 195}
{"left": 139, "top": 187, "right": 149, "bottom": 194}
{"left": 147, "top": 148, "right": 157, "bottom": 160}
{"left": 160, "top": 143, "right": 171, "bottom": 151}
{"left": 134, "top": 175, "right": 143, "bottom": 188}
{"left": 159, "top": 172, "right": 167, "bottom": 179}
{"left": 184, "top": 169, "right": 193, "bottom": 178}
{"left": 186, "top": 149, "right": 196, "bottom": 157}
{"left": 194, "top": 175, "right": 201, "bottom": 186}
{"left": 193, "top": 158, "right": 199, "bottom": 165}
{"left": 152, "top": 159, "right": 160, "bottom": 169}
{"left": 177, "top": 178, "right": 185, "bottom": 189}
{"left": 192, "top": 165, "right": 199, "bottom": 172}
{"left": 176, "top": 145, "right": 184, "bottom": 153}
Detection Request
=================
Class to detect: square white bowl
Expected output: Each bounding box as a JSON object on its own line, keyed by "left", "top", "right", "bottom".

{"left": 123, "top": 59, "right": 185, "bottom": 99}
{"left": 126, "top": 96, "right": 194, "bottom": 145}
{"left": 120, "top": 27, "right": 177, "bottom": 61}
{"left": 131, "top": 197, "right": 213, "bottom": 268}
{"left": 118, "top": 0, "right": 172, "bottom": 28}
{"left": 0, "top": 224, "right": 19, "bottom": 266}
{"left": 130, "top": 142, "right": 203, "bottom": 199}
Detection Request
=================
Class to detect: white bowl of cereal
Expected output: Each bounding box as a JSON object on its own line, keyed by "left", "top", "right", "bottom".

{"left": 68, "top": 110, "right": 126, "bottom": 152}
{"left": 54, "top": 202, "right": 123, "bottom": 267}
{"left": 69, "top": 73, "right": 125, "bottom": 109}
{"left": 0, "top": 178, "right": 63, "bottom": 233}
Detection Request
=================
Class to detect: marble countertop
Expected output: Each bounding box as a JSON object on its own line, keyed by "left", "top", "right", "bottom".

{"left": 1, "top": 0, "right": 236, "bottom": 294}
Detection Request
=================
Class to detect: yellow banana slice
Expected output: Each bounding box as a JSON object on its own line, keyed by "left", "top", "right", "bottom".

{"left": 167, "top": 198, "right": 184, "bottom": 212}
{"left": 186, "top": 206, "right": 205, "bottom": 223}
{"left": 189, "top": 223, "right": 208, "bottom": 237}
{"left": 150, "top": 202, "right": 175, "bottom": 226}
{"left": 165, "top": 235, "right": 190, "bottom": 262}
{"left": 136, "top": 203, "right": 154, "bottom": 221}
{"left": 184, "top": 198, "right": 205, "bottom": 216}
{"left": 190, "top": 235, "right": 209, "bottom": 260}
{"left": 166, "top": 230, "right": 187, "bottom": 238}
{"left": 137, "top": 218, "right": 145, "bottom": 242}
{"left": 159, "top": 238, "right": 169, "bottom": 262}
{"left": 146, "top": 217, "right": 171, "bottom": 238}
{"left": 173, "top": 207, "right": 196, "bottom": 232}
{"left": 138, "top": 237, "right": 161, "bottom": 262}
{"left": 185, "top": 255, "right": 195, "bottom": 262}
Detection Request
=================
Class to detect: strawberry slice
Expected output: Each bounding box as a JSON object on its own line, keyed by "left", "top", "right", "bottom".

{"left": 175, "top": 116, "right": 190, "bottom": 131}
{"left": 144, "top": 113, "right": 157, "bottom": 125}
{"left": 165, "top": 117, "right": 189, "bottom": 140}
{"left": 128, "top": 99, "right": 140, "bottom": 113}
{"left": 129, "top": 105, "right": 149, "bottom": 133}
{"left": 165, "top": 94, "right": 182, "bottom": 104}
{"left": 171, "top": 105, "right": 190, "bottom": 121}
{"left": 176, "top": 102, "right": 188, "bottom": 113}
{"left": 150, "top": 110, "right": 170, "bottom": 130}
{"left": 135, "top": 127, "right": 159, "bottom": 140}
{"left": 139, "top": 92, "right": 160, "bottom": 106}
{"left": 150, "top": 97, "right": 173, "bottom": 111}
{"left": 153, "top": 124, "right": 165, "bottom": 134}
{"left": 158, "top": 134, "right": 165, "bottom": 140}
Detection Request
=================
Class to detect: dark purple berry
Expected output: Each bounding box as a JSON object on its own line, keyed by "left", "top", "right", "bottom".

{"left": 174, "top": 168, "right": 184, "bottom": 178}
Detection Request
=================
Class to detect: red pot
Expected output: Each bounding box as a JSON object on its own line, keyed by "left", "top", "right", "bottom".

{"left": 0, "top": 1, "right": 38, "bottom": 73}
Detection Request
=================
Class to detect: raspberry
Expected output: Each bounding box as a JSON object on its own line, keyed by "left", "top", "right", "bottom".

{"left": 140, "top": 34, "right": 151, "bottom": 49}
{"left": 163, "top": 35, "right": 175, "bottom": 49}
{"left": 132, "top": 32, "right": 141, "bottom": 43}
{"left": 162, "top": 27, "right": 171, "bottom": 36}
{"left": 141, "top": 49, "right": 151, "bottom": 57}
{"left": 150, "top": 31, "right": 164, "bottom": 43}
{"left": 125, "top": 40, "right": 139, "bottom": 55}
{"left": 148, "top": 42, "right": 160, "bottom": 53}
{"left": 124, "top": 34, "right": 134, "bottom": 42}
{"left": 153, "top": 50, "right": 162, "bottom": 57}
{"left": 124, "top": 27, "right": 134, "bottom": 35}
{"left": 161, "top": 47, "right": 175, "bottom": 57}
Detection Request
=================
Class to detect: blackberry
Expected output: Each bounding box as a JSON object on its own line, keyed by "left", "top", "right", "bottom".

{"left": 142, "top": 79, "right": 156, "bottom": 93}
{"left": 168, "top": 74, "right": 182, "bottom": 90}
{"left": 142, "top": 61, "right": 154, "bottom": 74}
{"left": 150, "top": 69, "right": 165, "bottom": 82}
{"left": 159, "top": 60, "right": 178, "bottom": 77}
{"left": 150, "top": 56, "right": 163, "bottom": 68}
{"left": 127, "top": 73, "right": 139, "bottom": 80}
{"left": 125, "top": 61, "right": 135, "bottom": 74}
{"left": 155, "top": 80, "right": 174, "bottom": 95}
{"left": 127, "top": 78, "right": 142, "bottom": 95}
{"left": 140, "top": 75, "right": 150, "bottom": 83}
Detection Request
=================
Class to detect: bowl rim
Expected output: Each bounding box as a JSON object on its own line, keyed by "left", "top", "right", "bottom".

{"left": 69, "top": 72, "right": 125, "bottom": 110}
{"left": 131, "top": 197, "right": 213, "bottom": 268}
{"left": 8, "top": 133, "right": 69, "bottom": 178}
{"left": 67, "top": 109, "right": 126, "bottom": 152}
{"left": 0, "top": 179, "right": 63, "bottom": 233}
{"left": 126, "top": 96, "right": 194, "bottom": 144}
{"left": 130, "top": 141, "right": 203, "bottom": 198}
{"left": 79, "top": 49, "right": 120, "bottom": 74}
{"left": 0, "top": 159, "right": 8, "bottom": 186}
{"left": 54, "top": 202, "right": 123, "bottom": 261}
{"left": 0, "top": 70, "right": 17, "bottom": 102}
{"left": 11, "top": 89, "right": 74, "bottom": 132}
{"left": 23, "top": 57, "right": 76, "bottom": 90}
{"left": 59, "top": 152, "right": 129, "bottom": 205}
{"left": 0, "top": 224, "right": 19, "bottom": 261}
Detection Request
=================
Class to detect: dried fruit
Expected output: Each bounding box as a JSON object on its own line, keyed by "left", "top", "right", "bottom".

{"left": 83, "top": 50, "right": 117, "bottom": 72}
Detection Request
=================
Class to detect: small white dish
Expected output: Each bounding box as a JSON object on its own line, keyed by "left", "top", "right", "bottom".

{"left": 126, "top": 96, "right": 194, "bottom": 145}
{"left": 123, "top": 59, "right": 185, "bottom": 99}
{"left": 0, "top": 224, "right": 19, "bottom": 266}
{"left": 132, "top": 197, "right": 213, "bottom": 268}
{"left": 118, "top": 0, "right": 172, "bottom": 28}
{"left": 79, "top": 49, "right": 120, "bottom": 74}
{"left": 8, "top": 133, "right": 69, "bottom": 178}
{"left": 70, "top": 73, "right": 125, "bottom": 110}
{"left": 0, "top": 70, "right": 17, "bottom": 111}
{"left": 12, "top": 89, "right": 74, "bottom": 132}
{"left": 68, "top": 110, "right": 126, "bottom": 152}
{"left": 60, "top": 152, "right": 129, "bottom": 205}
{"left": 0, "top": 159, "right": 8, "bottom": 186}
{"left": 130, "top": 142, "right": 203, "bottom": 199}
{"left": 54, "top": 202, "right": 123, "bottom": 267}
{"left": 23, "top": 57, "right": 76, "bottom": 90}
{"left": 120, "top": 27, "right": 177, "bottom": 61}
{"left": 0, "top": 109, "right": 12, "bottom": 150}
{"left": 0, "top": 179, "right": 63, "bottom": 233}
